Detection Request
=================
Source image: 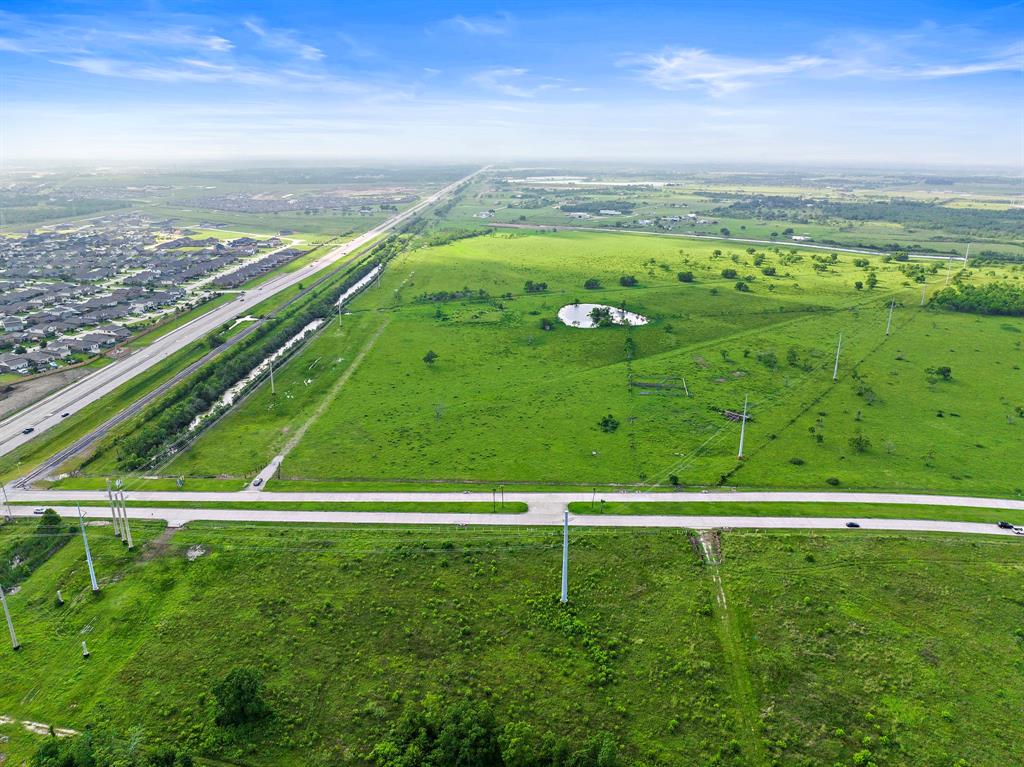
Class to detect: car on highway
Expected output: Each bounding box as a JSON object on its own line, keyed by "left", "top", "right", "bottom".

{"left": 1014, "top": 527, "right": 1024, "bottom": 536}
{"left": 997, "top": 521, "right": 1013, "bottom": 529}
{"left": 845, "top": 521, "right": 861, "bottom": 528}
{"left": 32, "top": 507, "right": 45, "bottom": 514}
{"left": 252, "top": 477, "right": 263, "bottom": 487}
{"left": 61, "top": 412, "right": 69, "bottom": 418}
{"left": 22, "top": 427, "right": 34, "bottom": 434}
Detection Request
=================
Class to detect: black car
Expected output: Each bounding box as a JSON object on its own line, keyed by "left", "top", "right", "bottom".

{"left": 997, "top": 521, "right": 1013, "bottom": 529}
{"left": 845, "top": 521, "right": 861, "bottom": 528}
{"left": 22, "top": 427, "right": 34, "bottom": 435}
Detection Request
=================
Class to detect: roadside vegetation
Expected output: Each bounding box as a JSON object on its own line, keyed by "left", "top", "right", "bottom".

{"left": 1, "top": 521, "right": 1020, "bottom": 766}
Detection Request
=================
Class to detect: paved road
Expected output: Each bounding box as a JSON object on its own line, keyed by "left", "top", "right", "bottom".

{"left": 489, "top": 222, "right": 970, "bottom": 262}
{"left": 9, "top": 502, "right": 1019, "bottom": 538}
{"left": 0, "top": 168, "right": 484, "bottom": 462}
{"left": 6, "top": 489, "right": 1022, "bottom": 537}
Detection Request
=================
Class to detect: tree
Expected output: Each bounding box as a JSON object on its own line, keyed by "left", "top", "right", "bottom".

{"left": 423, "top": 350, "right": 439, "bottom": 366}
{"left": 928, "top": 365, "right": 953, "bottom": 381}
{"left": 213, "top": 667, "right": 269, "bottom": 727}
{"left": 854, "top": 280, "right": 864, "bottom": 290}
{"left": 720, "top": 227, "right": 730, "bottom": 236}
{"left": 734, "top": 281, "right": 750, "bottom": 292}
{"left": 866, "top": 272, "right": 878, "bottom": 289}
{"left": 599, "top": 414, "right": 619, "bottom": 433}
{"left": 618, "top": 275, "right": 638, "bottom": 287}
{"left": 848, "top": 433, "right": 872, "bottom": 453}
{"left": 584, "top": 278, "right": 602, "bottom": 290}
{"left": 720, "top": 268, "right": 738, "bottom": 279}
{"left": 677, "top": 271, "right": 694, "bottom": 283}
{"left": 370, "top": 698, "right": 503, "bottom": 767}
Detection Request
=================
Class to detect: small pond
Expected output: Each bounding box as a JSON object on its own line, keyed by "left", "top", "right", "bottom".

{"left": 557, "top": 303, "right": 649, "bottom": 329}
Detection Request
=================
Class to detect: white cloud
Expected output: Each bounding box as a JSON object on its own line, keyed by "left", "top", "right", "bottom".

{"left": 628, "top": 49, "right": 827, "bottom": 95}
{"left": 469, "top": 66, "right": 556, "bottom": 98}
{"left": 444, "top": 13, "right": 513, "bottom": 36}
{"left": 243, "top": 19, "right": 324, "bottom": 61}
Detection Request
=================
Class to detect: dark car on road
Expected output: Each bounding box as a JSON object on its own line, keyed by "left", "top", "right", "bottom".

{"left": 22, "top": 427, "right": 34, "bottom": 434}
{"left": 845, "top": 521, "right": 861, "bottom": 528}
{"left": 997, "top": 521, "right": 1013, "bottom": 529}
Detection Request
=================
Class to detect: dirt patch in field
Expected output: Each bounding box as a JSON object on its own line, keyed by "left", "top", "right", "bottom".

{"left": 139, "top": 525, "right": 178, "bottom": 561}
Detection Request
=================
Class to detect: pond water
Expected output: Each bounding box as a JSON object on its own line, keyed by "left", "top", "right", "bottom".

{"left": 557, "top": 303, "right": 649, "bottom": 328}
{"left": 187, "top": 318, "right": 325, "bottom": 432}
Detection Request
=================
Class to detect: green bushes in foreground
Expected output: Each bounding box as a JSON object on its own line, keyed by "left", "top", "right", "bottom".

{"left": 369, "top": 697, "right": 622, "bottom": 767}
{"left": 1, "top": 510, "right": 71, "bottom": 587}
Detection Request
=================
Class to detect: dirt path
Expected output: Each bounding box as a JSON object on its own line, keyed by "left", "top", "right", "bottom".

{"left": 0, "top": 713, "right": 77, "bottom": 738}
{"left": 698, "top": 532, "right": 768, "bottom": 765}
{"left": 250, "top": 315, "right": 392, "bottom": 488}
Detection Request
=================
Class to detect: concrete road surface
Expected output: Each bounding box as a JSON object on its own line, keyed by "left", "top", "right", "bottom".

{"left": 5, "top": 489, "right": 1022, "bottom": 537}
{"left": 0, "top": 167, "right": 484, "bottom": 459}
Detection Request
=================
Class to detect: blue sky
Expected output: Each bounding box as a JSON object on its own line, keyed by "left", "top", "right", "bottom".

{"left": 1, "top": 1, "right": 1021, "bottom": 167}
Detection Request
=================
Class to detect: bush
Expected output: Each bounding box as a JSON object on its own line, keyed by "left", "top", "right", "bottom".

{"left": 677, "top": 271, "right": 694, "bottom": 283}
{"left": 599, "top": 414, "right": 620, "bottom": 433}
{"left": 789, "top": 457, "right": 805, "bottom": 465}
{"left": 720, "top": 268, "right": 738, "bottom": 279}
{"left": 618, "top": 275, "right": 638, "bottom": 287}
{"left": 584, "top": 278, "right": 602, "bottom": 290}
{"left": 826, "top": 477, "right": 841, "bottom": 486}
{"left": 734, "top": 281, "right": 750, "bottom": 292}
{"left": 213, "top": 667, "right": 270, "bottom": 727}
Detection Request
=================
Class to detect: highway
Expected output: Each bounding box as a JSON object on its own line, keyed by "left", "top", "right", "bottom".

{"left": 5, "top": 489, "right": 1023, "bottom": 537}
{"left": 0, "top": 167, "right": 484, "bottom": 464}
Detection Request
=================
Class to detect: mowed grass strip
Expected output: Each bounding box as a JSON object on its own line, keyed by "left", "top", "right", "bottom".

{"left": 567, "top": 501, "right": 1024, "bottom": 525}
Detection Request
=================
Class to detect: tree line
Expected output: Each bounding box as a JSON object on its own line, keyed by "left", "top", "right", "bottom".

{"left": 930, "top": 282, "right": 1024, "bottom": 316}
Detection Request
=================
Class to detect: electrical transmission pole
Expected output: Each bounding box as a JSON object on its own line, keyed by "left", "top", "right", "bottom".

{"left": 270, "top": 360, "right": 276, "bottom": 395}
{"left": 78, "top": 505, "right": 100, "bottom": 593}
{"left": 885, "top": 299, "right": 895, "bottom": 336}
{"left": 1, "top": 481, "right": 11, "bottom": 523}
{"left": 560, "top": 510, "right": 569, "bottom": 604}
{"left": 832, "top": 333, "right": 842, "bottom": 382}
{"left": 1, "top": 585, "right": 18, "bottom": 650}
{"left": 737, "top": 394, "right": 749, "bottom": 459}
{"left": 119, "top": 490, "right": 133, "bottom": 550}
{"left": 106, "top": 479, "right": 121, "bottom": 538}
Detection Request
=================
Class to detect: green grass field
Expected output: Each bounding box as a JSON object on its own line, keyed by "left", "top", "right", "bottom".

{"left": 1, "top": 520, "right": 1021, "bottom": 766}
{"left": 153, "top": 228, "right": 1023, "bottom": 497}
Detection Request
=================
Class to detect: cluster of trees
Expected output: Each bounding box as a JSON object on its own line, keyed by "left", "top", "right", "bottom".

{"left": 524, "top": 280, "right": 548, "bottom": 293}
{"left": 584, "top": 278, "right": 602, "bottom": 290}
{"left": 560, "top": 200, "right": 635, "bottom": 214}
{"left": 588, "top": 306, "right": 617, "bottom": 327}
{"left": 369, "top": 698, "right": 623, "bottom": 767}
{"left": 417, "top": 288, "right": 490, "bottom": 303}
{"left": 677, "top": 271, "right": 694, "bottom": 283}
{"left": 114, "top": 250, "right": 394, "bottom": 470}
{"left": 31, "top": 729, "right": 193, "bottom": 767}
{"left": 1, "top": 509, "right": 71, "bottom": 587}
{"left": 931, "top": 283, "right": 1024, "bottom": 316}
{"left": 618, "top": 275, "right": 638, "bottom": 287}
{"left": 422, "top": 228, "right": 489, "bottom": 247}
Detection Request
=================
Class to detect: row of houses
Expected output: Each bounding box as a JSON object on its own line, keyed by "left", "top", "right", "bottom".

{"left": 0, "top": 325, "right": 131, "bottom": 374}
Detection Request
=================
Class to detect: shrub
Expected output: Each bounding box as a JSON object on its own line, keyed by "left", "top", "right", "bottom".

{"left": 789, "top": 457, "right": 805, "bottom": 465}
{"left": 213, "top": 667, "right": 270, "bottom": 727}
{"left": 584, "top": 278, "right": 602, "bottom": 290}
{"left": 720, "top": 268, "right": 738, "bottom": 279}
{"left": 619, "top": 275, "right": 638, "bottom": 287}
{"left": 677, "top": 271, "right": 694, "bottom": 283}
{"left": 599, "top": 414, "right": 620, "bottom": 433}
{"left": 826, "top": 477, "right": 841, "bottom": 486}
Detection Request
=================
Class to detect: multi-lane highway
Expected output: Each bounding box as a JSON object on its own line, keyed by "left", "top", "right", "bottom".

{"left": 0, "top": 167, "right": 484, "bottom": 464}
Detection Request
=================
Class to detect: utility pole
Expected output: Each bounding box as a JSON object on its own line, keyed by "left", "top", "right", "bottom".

{"left": 1, "top": 585, "right": 18, "bottom": 650}
{"left": 106, "top": 479, "right": 121, "bottom": 538}
{"left": 119, "top": 491, "right": 133, "bottom": 550}
{"left": 560, "top": 510, "right": 569, "bottom": 604}
{"left": 737, "top": 394, "right": 749, "bottom": 459}
{"left": 269, "top": 360, "right": 276, "bottom": 395}
{"left": 681, "top": 376, "right": 689, "bottom": 397}
{"left": 500, "top": 485, "right": 504, "bottom": 510}
{"left": 82, "top": 640, "right": 90, "bottom": 658}
{"left": 885, "top": 299, "right": 895, "bottom": 336}
{"left": 921, "top": 284, "right": 927, "bottom": 306}
{"left": 943, "top": 254, "right": 954, "bottom": 286}
{"left": 0, "top": 481, "right": 11, "bottom": 523}
{"left": 78, "top": 505, "right": 100, "bottom": 593}
{"left": 832, "top": 333, "right": 842, "bottom": 382}
{"left": 963, "top": 242, "right": 971, "bottom": 270}
{"left": 491, "top": 488, "right": 496, "bottom": 513}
